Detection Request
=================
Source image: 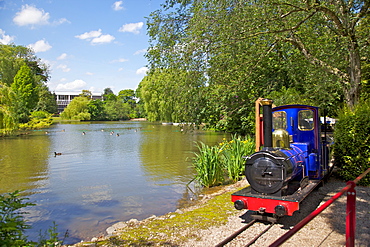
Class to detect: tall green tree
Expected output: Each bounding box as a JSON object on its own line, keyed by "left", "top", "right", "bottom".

{"left": 11, "top": 64, "right": 39, "bottom": 123}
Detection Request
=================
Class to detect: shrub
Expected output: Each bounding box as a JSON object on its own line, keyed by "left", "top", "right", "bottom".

{"left": 0, "top": 191, "right": 35, "bottom": 246}
{"left": 19, "top": 111, "right": 53, "bottom": 129}
{"left": 333, "top": 100, "right": 370, "bottom": 186}
{"left": 0, "top": 191, "right": 66, "bottom": 246}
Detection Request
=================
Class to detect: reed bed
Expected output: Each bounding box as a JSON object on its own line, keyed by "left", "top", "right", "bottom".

{"left": 192, "top": 135, "right": 255, "bottom": 187}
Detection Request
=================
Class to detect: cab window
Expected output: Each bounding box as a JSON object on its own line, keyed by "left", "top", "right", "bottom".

{"left": 273, "top": 111, "right": 286, "bottom": 129}
{"left": 298, "top": 110, "right": 314, "bottom": 130}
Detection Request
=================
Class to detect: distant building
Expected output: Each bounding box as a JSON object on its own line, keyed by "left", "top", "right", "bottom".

{"left": 55, "top": 91, "right": 103, "bottom": 113}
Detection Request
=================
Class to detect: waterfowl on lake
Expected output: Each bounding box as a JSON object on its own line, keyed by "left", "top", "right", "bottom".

{"left": 116, "top": 133, "right": 120, "bottom": 137}
{"left": 54, "top": 152, "right": 62, "bottom": 156}
{"left": 82, "top": 131, "right": 86, "bottom": 135}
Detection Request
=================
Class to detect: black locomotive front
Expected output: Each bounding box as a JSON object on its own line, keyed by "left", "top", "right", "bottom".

{"left": 245, "top": 150, "right": 293, "bottom": 195}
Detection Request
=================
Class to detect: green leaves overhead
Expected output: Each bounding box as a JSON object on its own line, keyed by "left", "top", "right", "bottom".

{"left": 141, "top": 0, "right": 368, "bottom": 133}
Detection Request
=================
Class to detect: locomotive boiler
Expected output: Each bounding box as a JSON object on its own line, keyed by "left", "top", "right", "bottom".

{"left": 232, "top": 99, "right": 332, "bottom": 220}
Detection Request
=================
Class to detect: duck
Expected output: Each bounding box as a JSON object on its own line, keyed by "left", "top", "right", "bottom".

{"left": 54, "top": 152, "right": 62, "bottom": 156}
{"left": 82, "top": 131, "right": 86, "bottom": 135}
{"left": 116, "top": 133, "right": 120, "bottom": 137}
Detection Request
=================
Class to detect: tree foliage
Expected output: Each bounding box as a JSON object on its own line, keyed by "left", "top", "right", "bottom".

{"left": 60, "top": 88, "right": 140, "bottom": 121}
{"left": 60, "top": 96, "right": 91, "bottom": 120}
{"left": 0, "top": 44, "right": 54, "bottom": 134}
{"left": 11, "top": 64, "right": 39, "bottom": 123}
{"left": 139, "top": 68, "right": 205, "bottom": 123}
{"left": 333, "top": 99, "right": 370, "bottom": 186}
{"left": 141, "top": 0, "right": 369, "bottom": 133}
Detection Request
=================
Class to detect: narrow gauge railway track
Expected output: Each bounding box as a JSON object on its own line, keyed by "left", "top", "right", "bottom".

{"left": 215, "top": 219, "right": 275, "bottom": 247}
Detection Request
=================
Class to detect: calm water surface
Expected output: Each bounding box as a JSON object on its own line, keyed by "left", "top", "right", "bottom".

{"left": 0, "top": 121, "right": 229, "bottom": 244}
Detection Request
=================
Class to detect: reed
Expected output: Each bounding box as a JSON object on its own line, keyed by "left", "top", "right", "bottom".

{"left": 191, "top": 135, "right": 255, "bottom": 187}
{"left": 219, "top": 135, "right": 255, "bottom": 182}
{"left": 192, "top": 142, "right": 224, "bottom": 187}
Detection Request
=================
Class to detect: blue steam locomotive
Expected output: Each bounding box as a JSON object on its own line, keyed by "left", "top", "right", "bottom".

{"left": 232, "top": 99, "right": 333, "bottom": 220}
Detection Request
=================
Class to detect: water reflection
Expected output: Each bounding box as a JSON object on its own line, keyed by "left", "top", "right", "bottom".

{"left": 0, "top": 122, "right": 228, "bottom": 244}
{"left": 0, "top": 135, "right": 50, "bottom": 193}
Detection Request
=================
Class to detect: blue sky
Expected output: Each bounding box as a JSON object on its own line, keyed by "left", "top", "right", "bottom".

{"left": 0, "top": 0, "right": 164, "bottom": 94}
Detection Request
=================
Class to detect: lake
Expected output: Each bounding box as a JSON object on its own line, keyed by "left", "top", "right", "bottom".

{"left": 0, "top": 121, "right": 229, "bottom": 244}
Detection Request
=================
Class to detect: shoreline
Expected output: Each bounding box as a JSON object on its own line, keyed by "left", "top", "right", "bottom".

{"left": 67, "top": 176, "right": 370, "bottom": 247}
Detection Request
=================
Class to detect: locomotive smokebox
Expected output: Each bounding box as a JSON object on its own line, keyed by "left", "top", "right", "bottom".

{"left": 261, "top": 99, "right": 274, "bottom": 149}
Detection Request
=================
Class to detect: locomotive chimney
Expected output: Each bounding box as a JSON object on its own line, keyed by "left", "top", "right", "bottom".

{"left": 261, "top": 98, "right": 273, "bottom": 149}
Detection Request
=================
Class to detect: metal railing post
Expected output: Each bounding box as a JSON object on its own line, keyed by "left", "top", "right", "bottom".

{"left": 346, "top": 181, "right": 356, "bottom": 247}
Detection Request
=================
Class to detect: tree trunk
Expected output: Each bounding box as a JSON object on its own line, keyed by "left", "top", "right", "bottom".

{"left": 346, "top": 37, "right": 362, "bottom": 109}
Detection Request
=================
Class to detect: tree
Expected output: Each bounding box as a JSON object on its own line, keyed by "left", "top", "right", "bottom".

{"left": 60, "top": 96, "right": 91, "bottom": 120}
{"left": 11, "top": 64, "right": 39, "bottom": 123}
{"left": 145, "top": 0, "right": 369, "bottom": 133}
{"left": 88, "top": 99, "right": 106, "bottom": 120}
{"left": 104, "top": 101, "right": 131, "bottom": 121}
{"left": 139, "top": 68, "right": 206, "bottom": 123}
{"left": 0, "top": 44, "right": 52, "bottom": 133}
{"left": 35, "top": 85, "right": 58, "bottom": 114}
{"left": 79, "top": 89, "right": 92, "bottom": 98}
{"left": 102, "top": 88, "right": 116, "bottom": 101}
{"left": 0, "top": 84, "right": 18, "bottom": 135}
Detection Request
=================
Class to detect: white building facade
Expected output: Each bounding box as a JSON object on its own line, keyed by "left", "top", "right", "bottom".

{"left": 55, "top": 92, "right": 103, "bottom": 113}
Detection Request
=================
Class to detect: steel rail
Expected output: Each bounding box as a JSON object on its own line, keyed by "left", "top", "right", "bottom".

{"left": 245, "top": 222, "right": 275, "bottom": 247}
{"left": 215, "top": 219, "right": 257, "bottom": 247}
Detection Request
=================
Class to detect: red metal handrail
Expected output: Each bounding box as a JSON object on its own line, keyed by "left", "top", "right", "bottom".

{"left": 270, "top": 167, "right": 370, "bottom": 247}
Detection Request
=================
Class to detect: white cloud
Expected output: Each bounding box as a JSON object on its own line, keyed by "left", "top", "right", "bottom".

{"left": 91, "top": 34, "right": 115, "bottom": 44}
{"left": 86, "top": 72, "right": 94, "bottom": 76}
{"left": 57, "top": 53, "right": 67, "bottom": 60}
{"left": 75, "top": 29, "right": 102, "bottom": 40}
{"left": 136, "top": 67, "right": 148, "bottom": 75}
{"left": 112, "top": 1, "right": 124, "bottom": 11}
{"left": 111, "top": 58, "right": 128, "bottom": 63}
{"left": 76, "top": 29, "right": 115, "bottom": 44}
{"left": 28, "top": 39, "right": 52, "bottom": 52}
{"left": 0, "top": 29, "right": 15, "bottom": 44}
{"left": 134, "top": 48, "right": 147, "bottom": 55}
{"left": 56, "top": 79, "right": 87, "bottom": 91}
{"left": 57, "top": 64, "right": 70, "bottom": 72}
{"left": 118, "top": 22, "right": 143, "bottom": 34}
{"left": 13, "top": 4, "right": 50, "bottom": 26}
{"left": 54, "top": 18, "right": 70, "bottom": 25}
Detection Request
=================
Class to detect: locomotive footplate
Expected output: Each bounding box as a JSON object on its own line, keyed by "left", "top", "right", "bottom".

{"left": 231, "top": 180, "right": 322, "bottom": 216}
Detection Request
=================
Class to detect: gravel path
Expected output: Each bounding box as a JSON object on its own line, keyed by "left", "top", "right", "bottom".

{"left": 183, "top": 177, "right": 370, "bottom": 247}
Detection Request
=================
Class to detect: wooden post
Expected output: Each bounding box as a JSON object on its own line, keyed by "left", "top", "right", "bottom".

{"left": 255, "top": 98, "right": 263, "bottom": 152}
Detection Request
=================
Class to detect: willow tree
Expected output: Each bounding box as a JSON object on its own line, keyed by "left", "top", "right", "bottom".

{"left": 139, "top": 68, "right": 206, "bottom": 123}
